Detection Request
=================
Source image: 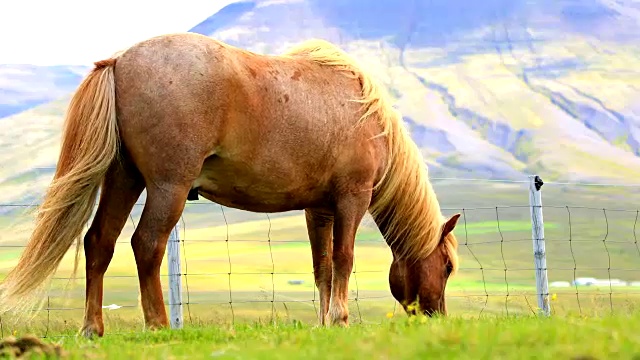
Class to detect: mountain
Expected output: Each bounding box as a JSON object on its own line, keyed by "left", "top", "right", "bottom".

{"left": 1, "top": 0, "right": 639, "bottom": 210}
{"left": 187, "top": 0, "right": 640, "bottom": 183}
{"left": 0, "top": 65, "right": 90, "bottom": 119}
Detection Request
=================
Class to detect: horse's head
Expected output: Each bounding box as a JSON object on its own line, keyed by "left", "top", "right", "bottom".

{"left": 388, "top": 213, "right": 460, "bottom": 317}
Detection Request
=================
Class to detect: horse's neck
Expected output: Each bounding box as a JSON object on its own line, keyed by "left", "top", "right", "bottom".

{"left": 369, "top": 193, "right": 404, "bottom": 256}
{"left": 369, "top": 173, "right": 443, "bottom": 261}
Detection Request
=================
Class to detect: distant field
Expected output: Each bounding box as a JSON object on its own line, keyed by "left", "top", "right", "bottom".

{"left": 0, "top": 181, "right": 639, "bottom": 338}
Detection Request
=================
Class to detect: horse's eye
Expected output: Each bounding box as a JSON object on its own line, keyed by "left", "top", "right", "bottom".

{"left": 445, "top": 262, "right": 453, "bottom": 275}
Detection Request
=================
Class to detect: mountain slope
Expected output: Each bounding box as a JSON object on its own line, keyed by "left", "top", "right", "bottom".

{"left": 188, "top": 0, "right": 640, "bottom": 182}
{"left": 0, "top": 65, "right": 89, "bottom": 119}
{"left": 1, "top": 0, "right": 639, "bottom": 210}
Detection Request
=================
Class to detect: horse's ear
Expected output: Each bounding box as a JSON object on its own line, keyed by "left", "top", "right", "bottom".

{"left": 442, "top": 213, "right": 461, "bottom": 238}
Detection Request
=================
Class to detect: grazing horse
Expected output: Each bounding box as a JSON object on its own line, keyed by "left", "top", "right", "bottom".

{"left": 0, "top": 32, "right": 460, "bottom": 337}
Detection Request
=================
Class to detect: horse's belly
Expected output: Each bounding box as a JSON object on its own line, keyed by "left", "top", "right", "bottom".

{"left": 193, "top": 159, "right": 327, "bottom": 213}
{"left": 196, "top": 180, "right": 317, "bottom": 212}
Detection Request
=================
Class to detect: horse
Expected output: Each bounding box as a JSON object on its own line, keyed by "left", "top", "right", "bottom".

{"left": 0, "top": 32, "right": 460, "bottom": 337}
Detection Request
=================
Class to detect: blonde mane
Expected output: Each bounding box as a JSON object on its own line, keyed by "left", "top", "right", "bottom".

{"left": 281, "top": 39, "right": 459, "bottom": 273}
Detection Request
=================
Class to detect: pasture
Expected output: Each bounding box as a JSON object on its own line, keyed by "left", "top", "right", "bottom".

{"left": 1, "top": 179, "right": 639, "bottom": 347}
{"left": 6, "top": 312, "right": 640, "bottom": 359}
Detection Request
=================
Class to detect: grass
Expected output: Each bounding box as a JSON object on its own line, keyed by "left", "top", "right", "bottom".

{"left": 12, "top": 312, "right": 640, "bottom": 359}
{"left": 1, "top": 170, "right": 640, "bottom": 355}
{"left": 1, "top": 182, "right": 640, "bottom": 338}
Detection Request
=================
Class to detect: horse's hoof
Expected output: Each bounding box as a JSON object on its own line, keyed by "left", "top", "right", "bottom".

{"left": 79, "top": 324, "right": 102, "bottom": 339}
{"left": 144, "top": 322, "right": 168, "bottom": 332}
{"left": 334, "top": 320, "right": 349, "bottom": 328}
{"left": 325, "top": 314, "right": 349, "bottom": 328}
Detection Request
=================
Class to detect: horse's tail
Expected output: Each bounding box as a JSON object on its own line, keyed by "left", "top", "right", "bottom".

{"left": 0, "top": 58, "right": 120, "bottom": 314}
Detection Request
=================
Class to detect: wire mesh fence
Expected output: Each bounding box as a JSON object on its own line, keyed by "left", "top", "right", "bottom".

{"left": 1, "top": 175, "right": 640, "bottom": 338}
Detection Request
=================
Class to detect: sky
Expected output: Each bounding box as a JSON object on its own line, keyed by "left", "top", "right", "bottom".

{"left": 0, "top": 0, "right": 236, "bottom": 65}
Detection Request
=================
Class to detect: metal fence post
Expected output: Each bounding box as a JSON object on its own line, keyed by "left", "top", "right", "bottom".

{"left": 528, "top": 175, "right": 551, "bottom": 316}
{"left": 167, "top": 221, "right": 184, "bottom": 329}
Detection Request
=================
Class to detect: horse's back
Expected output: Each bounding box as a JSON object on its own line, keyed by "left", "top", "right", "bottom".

{"left": 111, "top": 32, "right": 385, "bottom": 210}
{"left": 114, "top": 33, "right": 365, "bottom": 142}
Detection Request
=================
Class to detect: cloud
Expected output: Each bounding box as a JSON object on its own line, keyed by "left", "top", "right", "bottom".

{"left": 0, "top": 0, "right": 237, "bottom": 65}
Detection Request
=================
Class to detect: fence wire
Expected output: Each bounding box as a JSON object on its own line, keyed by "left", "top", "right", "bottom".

{"left": 0, "top": 177, "right": 639, "bottom": 338}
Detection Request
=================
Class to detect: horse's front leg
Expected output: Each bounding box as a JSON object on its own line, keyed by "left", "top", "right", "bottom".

{"left": 304, "top": 209, "right": 334, "bottom": 325}
{"left": 326, "top": 192, "right": 371, "bottom": 326}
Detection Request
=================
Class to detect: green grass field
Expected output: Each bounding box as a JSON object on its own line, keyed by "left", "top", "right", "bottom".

{"left": 0, "top": 181, "right": 639, "bottom": 359}
{"left": 7, "top": 312, "right": 640, "bottom": 359}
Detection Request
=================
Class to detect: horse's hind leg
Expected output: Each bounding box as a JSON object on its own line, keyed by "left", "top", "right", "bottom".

{"left": 131, "top": 181, "right": 192, "bottom": 330}
{"left": 304, "top": 209, "right": 334, "bottom": 326}
{"left": 81, "top": 155, "right": 145, "bottom": 338}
